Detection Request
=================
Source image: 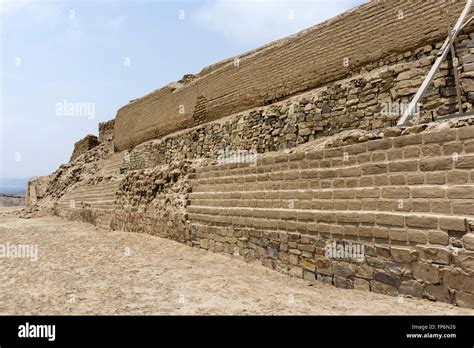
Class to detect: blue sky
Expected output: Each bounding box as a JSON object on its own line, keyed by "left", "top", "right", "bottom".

{"left": 0, "top": 0, "right": 365, "bottom": 179}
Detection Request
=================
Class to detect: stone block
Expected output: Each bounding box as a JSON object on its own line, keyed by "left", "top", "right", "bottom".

{"left": 443, "top": 269, "right": 474, "bottom": 293}
{"left": 354, "top": 278, "right": 370, "bottom": 291}
{"left": 374, "top": 271, "right": 401, "bottom": 287}
{"left": 289, "top": 266, "right": 304, "bottom": 278}
{"left": 303, "top": 270, "right": 316, "bottom": 282}
{"left": 370, "top": 281, "right": 398, "bottom": 296}
{"left": 447, "top": 186, "right": 474, "bottom": 199}
{"left": 315, "top": 257, "right": 333, "bottom": 275}
{"left": 419, "top": 158, "right": 452, "bottom": 172}
{"left": 455, "top": 291, "right": 474, "bottom": 309}
{"left": 391, "top": 246, "right": 418, "bottom": 263}
{"left": 428, "top": 231, "right": 449, "bottom": 246}
{"left": 333, "top": 262, "right": 356, "bottom": 277}
{"left": 405, "top": 216, "right": 437, "bottom": 229}
{"left": 425, "top": 285, "right": 451, "bottom": 303}
{"left": 399, "top": 280, "right": 424, "bottom": 298}
{"left": 417, "top": 245, "right": 451, "bottom": 265}
{"left": 463, "top": 234, "right": 474, "bottom": 251}
{"left": 412, "top": 262, "right": 440, "bottom": 284}
{"left": 334, "top": 276, "right": 353, "bottom": 289}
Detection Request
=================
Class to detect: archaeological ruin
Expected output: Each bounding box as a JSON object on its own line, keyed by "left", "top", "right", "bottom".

{"left": 26, "top": 0, "right": 474, "bottom": 308}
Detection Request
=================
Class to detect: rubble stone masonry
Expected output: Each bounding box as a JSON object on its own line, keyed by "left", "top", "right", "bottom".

{"left": 114, "top": 0, "right": 473, "bottom": 151}
{"left": 27, "top": 0, "right": 474, "bottom": 309}
{"left": 70, "top": 135, "right": 99, "bottom": 161}
{"left": 103, "top": 119, "right": 474, "bottom": 308}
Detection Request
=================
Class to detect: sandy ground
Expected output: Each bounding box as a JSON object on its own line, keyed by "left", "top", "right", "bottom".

{"left": 0, "top": 213, "right": 472, "bottom": 315}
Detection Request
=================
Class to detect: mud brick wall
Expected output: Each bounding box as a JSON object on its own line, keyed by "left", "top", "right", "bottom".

{"left": 185, "top": 125, "right": 474, "bottom": 308}
{"left": 114, "top": 0, "right": 473, "bottom": 151}
{"left": 99, "top": 119, "right": 115, "bottom": 142}
{"left": 25, "top": 176, "right": 50, "bottom": 207}
{"left": 37, "top": 0, "right": 474, "bottom": 309}
{"left": 70, "top": 135, "right": 99, "bottom": 161}
{"left": 121, "top": 35, "right": 474, "bottom": 172}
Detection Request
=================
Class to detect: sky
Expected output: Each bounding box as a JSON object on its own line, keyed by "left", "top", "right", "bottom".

{"left": 0, "top": 0, "right": 365, "bottom": 180}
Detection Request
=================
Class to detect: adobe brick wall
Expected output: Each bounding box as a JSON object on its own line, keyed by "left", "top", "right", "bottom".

{"left": 25, "top": 176, "right": 51, "bottom": 207}
{"left": 93, "top": 119, "right": 474, "bottom": 308}
{"left": 99, "top": 119, "right": 115, "bottom": 142}
{"left": 70, "top": 135, "right": 99, "bottom": 161}
{"left": 114, "top": 0, "right": 473, "bottom": 151}
{"left": 183, "top": 123, "right": 474, "bottom": 307}
{"left": 119, "top": 34, "right": 474, "bottom": 173}
{"left": 37, "top": 0, "right": 474, "bottom": 308}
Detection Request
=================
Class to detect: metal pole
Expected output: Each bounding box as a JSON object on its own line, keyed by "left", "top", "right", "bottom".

{"left": 447, "top": 7, "right": 464, "bottom": 114}
{"left": 397, "top": 0, "right": 473, "bottom": 126}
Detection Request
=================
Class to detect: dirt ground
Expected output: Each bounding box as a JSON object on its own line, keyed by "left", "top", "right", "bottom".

{"left": 0, "top": 213, "right": 472, "bottom": 315}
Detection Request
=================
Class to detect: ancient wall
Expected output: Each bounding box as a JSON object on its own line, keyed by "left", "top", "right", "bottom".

{"left": 25, "top": 176, "right": 51, "bottom": 207}
{"left": 31, "top": 0, "right": 474, "bottom": 309}
{"left": 99, "top": 119, "right": 115, "bottom": 143}
{"left": 114, "top": 0, "right": 473, "bottom": 151}
{"left": 110, "top": 120, "right": 474, "bottom": 307}
{"left": 70, "top": 134, "right": 99, "bottom": 161}
{"left": 119, "top": 36, "right": 474, "bottom": 172}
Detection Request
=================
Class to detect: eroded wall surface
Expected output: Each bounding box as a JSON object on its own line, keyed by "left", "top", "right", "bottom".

{"left": 103, "top": 119, "right": 474, "bottom": 308}
{"left": 114, "top": 0, "right": 472, "bottom": 151}
{"left": 70, "top": 135, "right": 99, "bottom": 161}
{"left": 28, "top": 1, "right": 474, "bottom": 308}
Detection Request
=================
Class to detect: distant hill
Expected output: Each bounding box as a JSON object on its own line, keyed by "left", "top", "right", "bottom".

{"left": 0, "top": 178, "right": 28, "bottom": 196}
{"left": 0, "top": 193, "right": 24, "bottom": 207}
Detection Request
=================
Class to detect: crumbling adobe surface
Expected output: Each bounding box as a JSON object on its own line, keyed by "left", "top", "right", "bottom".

{"left": 26, "top": 1, "right": 474, "bottom": 309}
{"left": 70, "top": 134, "right": 99, "bottom": 161}
{"left": 98, "top": 119, "right": 115, "bottom": 143}
{"left": 114, "top": 0, "right": 473, "bottom": 151}
{"left": 29, "top": 115, "right": 474, "bottom": 309}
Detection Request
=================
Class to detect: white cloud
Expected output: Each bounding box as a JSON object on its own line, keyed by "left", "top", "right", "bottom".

{"left": 193, "top": 0, "right": 362, "bottom": 46}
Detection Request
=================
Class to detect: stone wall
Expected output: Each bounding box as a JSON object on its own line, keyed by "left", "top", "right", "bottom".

{"left": 107, "top": 119, "right": 474, "bottom": 308}
{"left": 114, "top": 0, "right": 473, "bottom": 151}
{"left": 120, "top": 35, "right": 474, "bottom": 172}
{"left": 32, "top": 1, "right": 474, "bottom": 309}
{"left": 70, "top": 134, "right": 99, "bottom": 161}
{"left": 25, "top": 176, "right": 51, "bottom": 207}
{"left": 99, "top": 119, "right": 115, "bottom": 143}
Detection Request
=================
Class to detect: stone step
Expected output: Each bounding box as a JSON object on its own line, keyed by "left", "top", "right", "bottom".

{"left": 60, "top": 192, "right": 117, "bottom": 200}
{"left": 99, "top": 155, "right": 125, "bottom": 174}
{"left": 195, "top": 151, "right": 474, "bottom": 180}
{"left": 188, "top": 206, "right": 468, "bottom": 229}
{"left": 193, "top": 168, "right": 474, "bottom": 192}
{"left": 57, "top": 199, "right": 116, "bottom": 205}
{"left": 64, "top": 184, "right": 120, "bottom": 196}
{"left": 65, "top": 187, "right": 118, "bottom": 194}
{"left": 188, "top": 197, "right": 472, "bottom": 216}
{"left": 189, "top": 185, "right": 474, "bottom": 216}
{"left": 187, "top": 207, "right": 470, "bottom": 240}
{"left": 59, "top": 196, "right": 117, "bottom": 204}
{"left": 190, "top": 185, "right": 474, "bottom": 201}
{"left": 71, "top": 181, "right": 120, "bottom": 189}
{"left": 57, "top": 206, "right": 116, "bottom": 212}
{"left": 56, "top": 203, "right": 116, "bottom": 210}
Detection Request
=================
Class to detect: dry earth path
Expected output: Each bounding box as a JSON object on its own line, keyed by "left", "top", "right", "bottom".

{"left": 0, "top": 214, "right": 472, "bottom": 315}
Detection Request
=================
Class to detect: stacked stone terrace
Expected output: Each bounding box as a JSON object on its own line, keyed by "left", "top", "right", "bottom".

{"left": 187, "top": 123, "right": 474, "bottom": 305}
{"left": 26, "top": 1, "right": 474, "bottom": 308}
